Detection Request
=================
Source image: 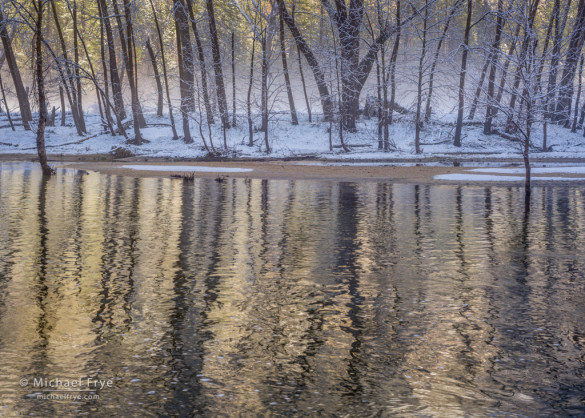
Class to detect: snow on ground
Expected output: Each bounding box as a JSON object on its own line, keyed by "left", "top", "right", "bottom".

{"left": 1, "top": 111, "right": 585, "bottom": 161}
{"left": 122, "top": 165, "right": 253, "bottom": 172}
{"left": 470, "top": 167, "right": 585, "bottom": 174}
{"left": 434, "top": 173, "right": 585, "bottom": 181}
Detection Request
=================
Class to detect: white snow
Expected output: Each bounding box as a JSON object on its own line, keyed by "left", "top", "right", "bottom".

{"left": 2, "top": 111, "right": 585, "bottom": 162}
{"left": 121, "top": 165, "right": 253, "bottom": 172}
{"left": 434, "top": 173, "right": 585, "bottom": 181}
{"left": 470, "top": 167, "right": 585, "bottom": 174}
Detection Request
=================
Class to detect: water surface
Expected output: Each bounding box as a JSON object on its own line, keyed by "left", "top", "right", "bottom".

{"left": 0, "top": 162, "right": 584, "bottom": 416}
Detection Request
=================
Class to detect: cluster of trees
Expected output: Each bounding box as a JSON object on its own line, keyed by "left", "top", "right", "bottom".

{"left": 1, "top": 0, "right": 585, "bottom": 180}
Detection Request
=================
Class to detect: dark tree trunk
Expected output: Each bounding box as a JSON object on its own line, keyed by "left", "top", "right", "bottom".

{"left": 555, "top": 0, "right": 585, "bottom": 124}
{"left": 174, "top": 0, "right": 193, "bottom": 143}
{"left": 320, "top": 0, "right": 398, "bottom": 131}
{"left": 186, "top": 0, "right": 214, "bottom": 125}
{"left": 35, "top": 0, "right": 52, "bottom": 176}
{"left": 150, "top": 0, "right": 178, "bottom": 139}
{"left": 99, "top": 12, "right": 115, "bottom": 134}
{"left": 279, "top": 7, "right": 298, "bottom": 125}
{"left": 0, "top": 9, "right": 32, "bottom": 129}
{"left": 415, "top": 0, "right": 429, "bottom": 154}
{"left": 492, "top": 24, "right": 521, "bottom": 118}
{"left": 484, "top": 0, "right": 505, "bottom": 134}
{"left": 388, "top": 0, "right": 401, "bottom": 125}
{"left": 261, "top": 32, "right": 270, "bottom": 153}
{"left": 146, "top": 38, "right": 164, "bottom": 117}
{"left": 73, "top": 0, "right": 83, "bottom": 124}
{"left": 261, "top": 31, "right": 268, "bottom": 134}
{"left": 206, "top": 0, "right": 230, "bottom": 128}
{"left": 297, "top": 47, "right": 311, "bottom": 122}
{"left": 425, "top": 1, "right": 457, "bottom": 122}
{"left": 505, "top": 0, "right": 540, "bottom": 133}
{"left": 51, "top": 0, "right": 85, "bottom": 134}
{"left": 121, "top": 0, "right": 146, "bottom": 141}
{"left": 247, "top": 34, "right": 256, "bottom": 147}
{"left": 468, "top": 56, "right": 490, "bottom": 120}
{"left": 232, "top": 32, "right": 237, "bottom": 127}
{"left": 97, "top": 0, "right": 126, "bottom": 120}
{"left": 277, "top": 0, "right": 333, "bottom": 121}
{"left": 454, "top": 0, "right": 473, "bottom": 147}
{"left": 572, "top": 54, "right": 584, "bottom": 132}
{"left": 60, "top": 85, "right": 66, "bottom": 126}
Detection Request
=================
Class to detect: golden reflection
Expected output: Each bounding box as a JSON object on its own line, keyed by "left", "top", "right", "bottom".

{"left": 0, "top": 166, "right": 584, "bottom": 416}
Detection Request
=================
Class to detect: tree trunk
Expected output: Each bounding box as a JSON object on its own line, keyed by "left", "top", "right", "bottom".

{"left": 454, "top": 0, "right": 473, "bottom": 147}
{"left": 484, "top": 0, "right": 505, "bottom": 134}
{"left": 60, "top": 85, "right": 66, "bottom": 126}
{"left": 99, "top": 11, "right": 115, "bottom": 134}
{"left": 415, "top": 0, "right": 429, "bottom": 154}
{"left": 149, "top": 0, "right": 178, "bottom": 139}
{"left": 555, "top": 0, "right": 585, "bottom": 124}
{"left": 572, "top": 54, "right": 584, "bottom": 132}
{"left": 121, "top": 0, "right": 146, "bottom": 142}
{"left": 206, "top": 0, "right": 230, "bottom": 129}
{"left": 0, "top": 73, "right": 15, "bottom": 131}
{"left": 232, "top": 32, "right": 237, "bottom": 127}
{"left": 388, "top": 1, "right": 401, "bottom": 126}
{"left": 146, "top": 38, "right": 164, "bottom": 117}
{"left": 174, "top": 0, "right": 193, "bottom": 143}
{"left": 51, "top": 0, "right": 85, "bottom": 134}
{"left": 247, "top": 34, "right": 256, "bottom": 147}
{"left": 0, "top": 9, "right": 32, "bottom": 130}
{"left": 279, "top": 7, "right": 298, "bottom": 125}
{"left": 297, "top": 46, "right": 311, "bottom": 122}
{"left": 73, "top": 0, "right": 83, "bottom": 124}
{"left": 186, "top": 0, "right": 214, "bottom": 125}
{"left": 425, "top": 1, "right": 457, "bottom": 123}
{"left": 261, "top": 31, "right": 268, "bottom": 134}
{"left": 468, "top": 56, "right": 490, "bottom": 120}
{"left": 505, "top": 0, "right": 540, "bottom": 133}
{"left": 277, "top": 0, "right": 333, "bottom": 121}
{"left": 96, "top": 0, "right": 126, "bottom": 120}
{"left": 35, "top": 0, "right": 52, "bottom": 176}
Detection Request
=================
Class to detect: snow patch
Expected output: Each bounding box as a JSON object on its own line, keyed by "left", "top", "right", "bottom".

{"left": 434, "top": 173, "right": 585, "bottom": 181}
{"left": 121, "top": 165, "right": 253, "bottom": 173}
{"left": 470, "top": 166, "right": 585, "bottom": 174}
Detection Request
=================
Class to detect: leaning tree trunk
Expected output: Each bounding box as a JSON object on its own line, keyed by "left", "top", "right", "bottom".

{"left": 206, "top": 0, "right": 230, "bottom": 129}
{"left": 277, "top": 0, "right": 333, "bottom": 121}
{"left": 186, "top": 0, "right": 214, "bottom": 125}
{"left": 454, "top": 0, "right": 473, "bottom": 147}
{"left": 35, "top": 0, "right": 52, "bottom": 176}
{"left": 150, "top": 0, "right": 178, "bottom": 139}
{"left": 0, "top": 9, "right": 32, "bottom": 130}
{"left": 279, "top": 7, "right": 298, "bottom": 125}
{"left": 425, "top": 1, "right": 457, "bottom": 123}
{"left": 146, "top": 38, "right": 164, "bottom": 117}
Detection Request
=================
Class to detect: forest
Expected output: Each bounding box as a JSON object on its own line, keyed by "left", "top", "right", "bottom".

{"left": 1, "top": 0, "right": 585, "bottom": 179}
